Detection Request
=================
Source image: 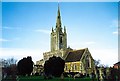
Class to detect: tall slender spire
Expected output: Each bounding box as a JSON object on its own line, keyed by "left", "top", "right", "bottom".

{"left": 56, "top": 4, "right": 61, "bottom": 28}
{"left": 51, "top": 3, "right": 67, "bottom": 52}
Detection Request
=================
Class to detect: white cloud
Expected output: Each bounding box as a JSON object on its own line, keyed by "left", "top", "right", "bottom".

{"left": 2, "top": 26, "right": 21, "bottom": 30}
{"left": 0, "top": 48, "right": 44, "bottom": 63}
{"left": 112, "top": 28, "right": 120, "bottom": 35}
{"left": 0, "top": 38, "right": 21, "bottom": 43}
{"left": 0, "top": 38, "right": 10, "bottom": 42}
{"left": 34, "top": 29, "right": 50, "bottom": 34}
{"left": 111, "top": 20, "right": 119, "bottom": 35}
{"left": 0, "top": 47, "right": 118, "bottom": 66}
{"left": 3, "top": 27, "right": 12, "bottom": 29}
{"left": 89, "top": 48, "right": 118, "bottom": 66}
{"left": 112, "top": 31, "right": 118, "bottom": 35}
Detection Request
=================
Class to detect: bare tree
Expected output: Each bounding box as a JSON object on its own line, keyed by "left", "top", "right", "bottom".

{"left": 94, "top": 59, "right": 101, "bottom": 67}
{"left": 0, "top": 58, "right": 17, "bottom": 67}
{"left": 0, "top": 58, "right": 17, "bottom": 79}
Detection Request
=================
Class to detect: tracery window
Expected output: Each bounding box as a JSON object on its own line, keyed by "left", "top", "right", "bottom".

{"left": 86, "top": 55, "right": 90, "bottom": 68}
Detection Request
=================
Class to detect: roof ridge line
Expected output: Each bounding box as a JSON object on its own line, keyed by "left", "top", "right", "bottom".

{"left": 70, "top": 48, "right": 88, "bottom": 52}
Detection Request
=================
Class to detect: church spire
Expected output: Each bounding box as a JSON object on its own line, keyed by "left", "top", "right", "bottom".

{"left": 51, "top": 3, "right": 67, "bottom": 52}
{"left": 56, "top": 4, "right": 61, "bottom": 28}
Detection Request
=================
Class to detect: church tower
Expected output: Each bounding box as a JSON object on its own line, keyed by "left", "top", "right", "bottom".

{"left": 51, "top": 5, "right": 67, "bottom": 52}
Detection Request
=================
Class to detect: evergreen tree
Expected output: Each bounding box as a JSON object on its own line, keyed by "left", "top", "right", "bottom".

{"left": 17, "top": 56, "right": 33, "bottom": 76}
{"left": 44, "top": 56, "right": 65, "bottom": 78}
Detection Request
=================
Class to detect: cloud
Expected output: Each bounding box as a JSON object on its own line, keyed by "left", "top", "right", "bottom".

{"left": 111, "top": 20, "right": 119, "bottom": 35}
{"left": 89, "top": 48, "right": 118, "bottom": 66}
{"left": 2, "top": 26, "right": 21, "bottom": 30}
{"left": 112, "top": 28, "right": 120, "bottom": 35}
{"left": 0, "top": 38, "right": 20, "bottom": 43}
{"left": 0, "top": 38, "right": 11, "bottom": 42}
{"left": 0, "top": 48, "right": 44, "bottom": 63}
{"left": 112, "top": 31, "right": 118, "bottom": 35}
{"left": 0, "top": 47, "right": 118, "bottom": 66}
{"left": 34, "top": 29, "right": 50, "bottom": 34}
{"left": 2, "top": 27, "right": 12, "bottom": 29}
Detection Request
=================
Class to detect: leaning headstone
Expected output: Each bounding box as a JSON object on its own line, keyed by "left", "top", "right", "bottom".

{"left": 99, "top": 68, "right": 103, "bottom": 81}
{"left": 16, "top": 76, "right": 20, "bottom": 81}
{"left": 61, "top": 73, "right": 64, "bottom": 81}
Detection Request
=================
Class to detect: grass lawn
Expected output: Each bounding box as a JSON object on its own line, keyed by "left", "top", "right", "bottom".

{"left": 17, "top": 76, "right": 97, "bottom": 81}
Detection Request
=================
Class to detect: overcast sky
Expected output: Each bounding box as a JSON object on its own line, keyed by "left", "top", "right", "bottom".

{"left": 1, "top": 2, "right": 118, "bottom": 66}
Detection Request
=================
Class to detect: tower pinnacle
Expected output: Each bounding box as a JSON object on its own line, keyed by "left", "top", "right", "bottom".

{"left": 64, "top": 26, "right": 66, "bottom": 33}
{"left": 52, "top": 27, "right": 54, "bottom": 32}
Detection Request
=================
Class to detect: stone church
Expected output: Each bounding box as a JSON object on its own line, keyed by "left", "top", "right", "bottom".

{"left": 36, "top": 5, "right": 95, "bottom": 75}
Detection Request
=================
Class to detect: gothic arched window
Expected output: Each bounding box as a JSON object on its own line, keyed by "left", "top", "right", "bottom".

{"left": 86, "top": 55, "right": 90, "bottom": 68}
{"left": 60, "top": 37, "right": 62, "bottom": 43}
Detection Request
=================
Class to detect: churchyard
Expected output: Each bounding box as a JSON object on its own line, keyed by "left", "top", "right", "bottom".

{"left": 2, "top": 76, "right": 97, "bottom": 81}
